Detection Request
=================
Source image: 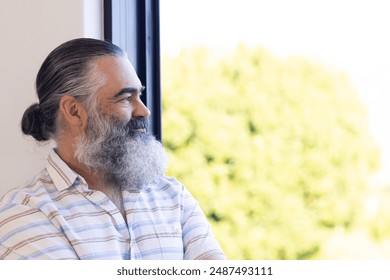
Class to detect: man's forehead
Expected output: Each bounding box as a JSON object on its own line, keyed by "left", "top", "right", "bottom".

{"left": 93, "top": 55, "right": 142, "bottom": 95}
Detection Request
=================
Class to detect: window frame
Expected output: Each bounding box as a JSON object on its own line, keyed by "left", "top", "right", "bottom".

{"left": 104, "top": 0, "right": 162, "bottom": 141}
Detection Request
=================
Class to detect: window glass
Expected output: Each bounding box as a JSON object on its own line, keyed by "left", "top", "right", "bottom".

{"left": 160, "top": 0, "right": 390, "bottom": 259}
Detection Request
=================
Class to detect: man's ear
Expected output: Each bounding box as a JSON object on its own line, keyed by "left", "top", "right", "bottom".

{"left": 59, "top": 95, "right": 87, "bottom": 129}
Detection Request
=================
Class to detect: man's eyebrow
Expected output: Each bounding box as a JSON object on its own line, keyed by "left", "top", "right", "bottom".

{"left": 113, "top": 86, "right": 145, "bottom": 98}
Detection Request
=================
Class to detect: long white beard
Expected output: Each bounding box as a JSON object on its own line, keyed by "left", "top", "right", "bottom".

{"left": 74, "top": 114, "right": 168, "bottom": 191}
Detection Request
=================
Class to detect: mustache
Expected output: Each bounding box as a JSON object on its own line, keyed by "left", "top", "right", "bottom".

{"left": 128, "top": 118, "right": 150, "bottom": 131}
{"left": 115, "top": 117, "right": 150, "bottom": 137}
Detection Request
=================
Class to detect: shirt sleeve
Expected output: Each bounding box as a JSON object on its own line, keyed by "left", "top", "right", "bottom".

{"left": 180, "top": 186, "right": 226, "bottom": 260}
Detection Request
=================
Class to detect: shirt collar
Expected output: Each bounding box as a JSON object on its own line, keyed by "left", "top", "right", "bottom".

{"left": 46, "top": 149, "right": 81, "bottom": 191}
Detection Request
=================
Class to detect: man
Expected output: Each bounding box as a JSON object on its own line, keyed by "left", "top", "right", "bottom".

{"left": 0, "top": 38, "right": 225, "bottom": 260}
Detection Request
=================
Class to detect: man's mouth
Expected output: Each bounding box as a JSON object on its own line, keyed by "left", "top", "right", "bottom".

{"left": 132, "top": 128, "right": 147, "bottom": 133}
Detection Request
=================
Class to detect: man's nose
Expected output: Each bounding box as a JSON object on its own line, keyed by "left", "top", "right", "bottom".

{"left": 132, "top": 98, "right": 151, "bottom": 119}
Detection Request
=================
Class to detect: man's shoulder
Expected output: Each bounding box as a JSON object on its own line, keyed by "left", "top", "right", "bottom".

{"left": 0, "top": 168, "right": 54, "bottom": 207}
{"left": 154, "top": 176, "right": 185, "bottom": 192}
{"left": 141, "top": 176, "right": 187, "bottom": 199}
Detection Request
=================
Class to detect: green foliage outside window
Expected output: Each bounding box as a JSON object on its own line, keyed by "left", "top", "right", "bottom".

{"left": 161, "top": 45, "right": 379, "bottom": 259}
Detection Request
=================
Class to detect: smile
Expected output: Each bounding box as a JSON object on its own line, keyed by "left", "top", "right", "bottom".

{"left": 132, "top": 128, "right": 146, "bottom": 132}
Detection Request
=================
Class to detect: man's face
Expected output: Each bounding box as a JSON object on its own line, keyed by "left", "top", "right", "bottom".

{"left": 93, "top": 55, "right": 150, "bottom": 122}
{"left": 74, "top": 55, "right": 167, "bottom": 191}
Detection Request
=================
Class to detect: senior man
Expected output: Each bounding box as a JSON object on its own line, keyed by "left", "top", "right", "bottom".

{"left": 0, "top": 38, "right": 225, "bottom": 260}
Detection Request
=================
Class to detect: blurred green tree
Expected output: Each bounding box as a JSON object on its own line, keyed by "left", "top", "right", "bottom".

{"left": 161, "top": 45, "right": 379, "bottom": 259}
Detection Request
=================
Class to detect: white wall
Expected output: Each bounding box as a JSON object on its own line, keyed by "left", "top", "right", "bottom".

{"left": 0, "top": 0, "right": 102, "bottom": 195}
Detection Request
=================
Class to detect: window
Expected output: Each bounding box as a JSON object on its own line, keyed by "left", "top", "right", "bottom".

{"left": 106, "top": 0, "right": 390, "bottom": 260}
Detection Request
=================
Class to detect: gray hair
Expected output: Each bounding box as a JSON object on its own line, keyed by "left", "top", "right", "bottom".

{"left": 21, "top": 38, "right": 126, "bottom": 141}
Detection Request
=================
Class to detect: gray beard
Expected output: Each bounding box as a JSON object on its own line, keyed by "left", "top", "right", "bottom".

{"left": 74, "top": 115, "right": 168, "bottom": 191}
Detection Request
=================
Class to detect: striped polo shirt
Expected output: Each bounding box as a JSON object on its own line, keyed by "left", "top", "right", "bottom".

{"left": 0, "top": 150, "right": 225, "bottom": 260}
